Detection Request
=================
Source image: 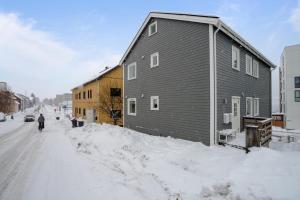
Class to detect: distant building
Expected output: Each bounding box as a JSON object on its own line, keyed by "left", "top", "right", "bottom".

{"left": 0, "top": 82, "right": 8, "bottom": 91}
{"left": 71, "top": 65, "right": 123, "bottom": 125}
{"left": 280, "top": 44, "right": 300, "bottom": 129}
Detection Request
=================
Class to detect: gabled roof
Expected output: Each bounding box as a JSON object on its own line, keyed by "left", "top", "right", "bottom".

{"left": 120, "top": 12, "right": 276, "bottom": 68}
{"left": 71, "top": 65, "right": 121, "bottom": 90}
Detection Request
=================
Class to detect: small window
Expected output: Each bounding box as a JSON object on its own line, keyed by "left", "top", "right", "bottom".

{"left": 111, "top": 110, "right": 121, "bottom": 119}
{"left": 90, "top": 90, "right": 92, "bottom": 98}
{"left": 128, "top": 62, "right": 136, "bottom": 80}
{"left": 295, "top": 90, "right": 300, "bottom": 102}
{"left": 87, "top": 90, "right": 90, "bottom": 98}
{"left": 110, "top": 88, "right": 121, "bottom": 97}
{"left": 127, "top": 98, "right": 136, "bottom": 116}
{"left": 83, "top": 108, "right": 86, "bottom": 116}
{"left": 246, "top": 54, "right": 252, "bottom": 75}
{"left": 150, "top": 96, "right": 159, "bottom": 110}
{"left": 83, "top": 91, "right": 86, "bottom": 99}
{"left": 79, "top": 93, "right": 81, "bottom": 99}
{"left": 150, "top": 52, "right": 159, "bottom": 68}
{"left": 295, "top": 77, "right": 300, "bottom": 88}
{"left": 148, "top": 21, "right": 157, "bottom": 36}
{"left": 253, "top": 98, "right": 259, "bottom": 116}
{"left": 253, "top": 60, "right": 259, "bottom": 78}
{"left": 232, "top": 46, "right": 240, "bottom": 70}
{"left": 79, "top": 108, "right": 81, "bottom": 114}
{"left": 246, "top": 97, "right": 253, "bottom": 116}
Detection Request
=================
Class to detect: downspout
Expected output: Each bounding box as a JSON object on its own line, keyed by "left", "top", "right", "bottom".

{"left": 213, "top": 22, "right": 221, "bottom": 144}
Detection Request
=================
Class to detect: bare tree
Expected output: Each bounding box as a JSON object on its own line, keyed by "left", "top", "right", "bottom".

{"left": 98, "top": 80, "right": 123, "bottom": 125}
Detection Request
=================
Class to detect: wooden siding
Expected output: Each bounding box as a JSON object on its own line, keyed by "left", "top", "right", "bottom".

{"left": 72, "top": 66, "right": 123, "bottom": 125}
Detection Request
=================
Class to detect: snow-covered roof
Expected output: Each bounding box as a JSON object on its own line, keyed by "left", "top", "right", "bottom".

{"left": 120, "top": 12, "right": 276, "bottom": 68}
{"left": 71, "top": 65, "right": 121, "bottom": 90}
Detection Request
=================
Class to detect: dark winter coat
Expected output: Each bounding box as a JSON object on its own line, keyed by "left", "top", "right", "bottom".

{"left": 38, "top": 115, "right": 45, "bottom": 123}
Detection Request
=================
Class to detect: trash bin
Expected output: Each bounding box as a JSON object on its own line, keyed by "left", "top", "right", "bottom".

{"left": 56, "top": 117, "right": 60, "bottom": 120}
{"left": 78, "top": 121, "right": 84, "bottom": 127}
{"left": 71, "top": 119, "right": 77, "bottom": 128}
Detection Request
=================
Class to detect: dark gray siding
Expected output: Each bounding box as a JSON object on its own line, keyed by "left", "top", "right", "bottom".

{"left": 124, "top": 18, "right": 211, "bottom": 145}
{"left": 216, "top": 31, "right": 272, "bottom": 131}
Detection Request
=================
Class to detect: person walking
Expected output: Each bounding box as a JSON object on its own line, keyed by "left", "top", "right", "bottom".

{"left": 38, "top": 114, "right": 45, "bottom": 132}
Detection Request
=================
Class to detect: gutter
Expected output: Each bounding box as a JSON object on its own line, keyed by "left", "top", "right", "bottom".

{"left": 213, "top": 22, "right": 221, "bottom": 144}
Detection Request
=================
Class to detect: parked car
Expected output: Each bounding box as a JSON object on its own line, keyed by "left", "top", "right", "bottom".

{"left": 0, "top": 112, "right": 6, "bottom": 122}
{"left": 24, "top": 114, "right": 35, "bottom": 122}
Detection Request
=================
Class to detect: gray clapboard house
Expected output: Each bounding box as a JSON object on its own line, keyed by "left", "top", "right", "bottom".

{"left": 120, "top": 12, "right": 276, "bottom": 146}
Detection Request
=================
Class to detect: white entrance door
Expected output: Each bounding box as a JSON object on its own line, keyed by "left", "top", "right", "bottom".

{"left": 231, "top": 96, "right": 240, "bottom": 132}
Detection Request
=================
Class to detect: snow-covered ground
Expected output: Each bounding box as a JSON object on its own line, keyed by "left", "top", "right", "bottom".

{"left": 0, "top": 107, "right": 36, "bottom": 136}
{"left": 65, "top": 122, "right": 300, "bottom": 200}
{"left": 1, "top": 106, "right": 300, "bottom": 200}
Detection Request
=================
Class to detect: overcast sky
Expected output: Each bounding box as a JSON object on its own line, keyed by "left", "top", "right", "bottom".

{"left": 0, "top": 0, "right": 300, "bottom": 109}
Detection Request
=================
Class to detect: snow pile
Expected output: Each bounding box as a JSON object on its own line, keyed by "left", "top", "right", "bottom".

{"left": 65, "top": 123, "right": 300, "bottom": 200}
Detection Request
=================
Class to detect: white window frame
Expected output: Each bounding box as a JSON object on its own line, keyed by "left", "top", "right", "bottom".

{"left": 246, "top": 97, "right": 253, "bottom": 116}
{"left": 127, "top": 98, "right": 136, "bottom": 116}
{"left": 127, "top": 62, "right": 136, "bottom": 80}
{"left": 150, "top": 52, "right": 159, "bottom": 68}
{"left": 148, "top": 21, "right": 157, "bottom": 36}
{"left": 232, "top": 45, "right": 240, "bottom": 71}
{"left": 253, "top": 59, "right": 259, "bottom": 78}
{"left": 150, "top": 96, "right": 159, "bottom": 110}
{"left": 246, "top": 54, "right": 253, "bottom": 76}
{"left": 253, "top": 98, "right": 259, "bottom": 116}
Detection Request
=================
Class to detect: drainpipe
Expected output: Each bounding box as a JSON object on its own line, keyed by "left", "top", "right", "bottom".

{"left": 213, "top": 22, "right": 221, "bottom": 144}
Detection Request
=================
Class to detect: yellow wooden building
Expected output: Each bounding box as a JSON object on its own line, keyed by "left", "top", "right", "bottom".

{"left": 71, "top": 65, "right": 123, "bottom": 126}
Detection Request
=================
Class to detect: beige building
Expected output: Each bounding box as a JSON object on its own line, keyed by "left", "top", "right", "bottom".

{"left": 71, "top": 65, "right": 123, "bottom": 126}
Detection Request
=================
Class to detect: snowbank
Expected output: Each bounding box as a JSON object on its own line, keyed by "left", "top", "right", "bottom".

{"left": 65, "top": 123, "right": 300, "bottom": 200}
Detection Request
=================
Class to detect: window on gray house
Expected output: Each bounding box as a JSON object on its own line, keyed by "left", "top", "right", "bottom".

{"left": 295, "top": 90, "right": 300, "bottom": 102}
{"left": 295, "top": 77, "right": 300, "bottom": 88}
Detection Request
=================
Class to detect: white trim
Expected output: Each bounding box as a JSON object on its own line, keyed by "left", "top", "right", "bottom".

{"left": 209, "top": 24, "right": 215, "bottom": 146}
{"left": 246, "top": 54, "right": 253, "bottom": 76}
{"left": 253, "top": 98, "right": 259, "bottom": 116}
{"left": 150, "top": 52, "right": 159, "bottom": 68}
{"left": 246, "top": 97, "right": 253, "bottom": 116}
{"left": 232, "top": 45, "right": 240, "bottom": 71}
{"left": 148, "top": 21, "right": 157, "bottom": 36}
{"left": 127, "top": 98, "right": 136, "bottom": 116}
{"left": 150, "top": 96, "right": 159, "bottom": 110}
{"left": 122, "top": 64, "right": 125, "bottom": 125}
{"left": 119, "top": 12, "right": 276, "bottom": 68}
{"left": 253, "top": 59, "right": 259, "bottom": 78}
{"left": 127, "top": 62, "right": 136, "bottom": 80}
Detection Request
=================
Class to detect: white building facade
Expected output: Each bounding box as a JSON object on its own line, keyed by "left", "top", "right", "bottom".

{"left": 280, "top": 44, "right": 300, "bottom": 129}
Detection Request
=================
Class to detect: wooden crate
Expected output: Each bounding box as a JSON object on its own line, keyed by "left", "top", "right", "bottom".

{"left": 244, "top": 116, "right": 272, "bottom": 147}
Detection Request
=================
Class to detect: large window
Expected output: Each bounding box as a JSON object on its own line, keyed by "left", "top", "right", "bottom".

{"left": 148, "top": 21, "right": 157, "bottom": 36}
{"left": 110, "top": 88, "right": 121, "bottom": 97}
{"left": 253, "top": 98, "right": 259, "bottom": 116}
{"left": 246, "top": 54, "right": 252, "bottom": 75}
{"left": 253, "top": 59, "right": 259, "bottom": 78}
{"left": 232, "top": 46, "right": 240, "bottom": 70}
{"left": 150, "top": 52, "right": 159, "bottom": 68}
{"left": 295, "top": 77, "right": 300, "bottom": 88}
{"left": 128, "top": 62, "right": 136, "bottom": 80}
{"left": 295, "top": 90, "right": 300, "bottom": 102}
{"left": 246, "top": 97, "right": 253, "bottom": 116}
{"left": 150, "top": 96, "right": 159, "bottom": 110}
{"left": 127, "top": 98, "right": 136, "bottom": 116}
